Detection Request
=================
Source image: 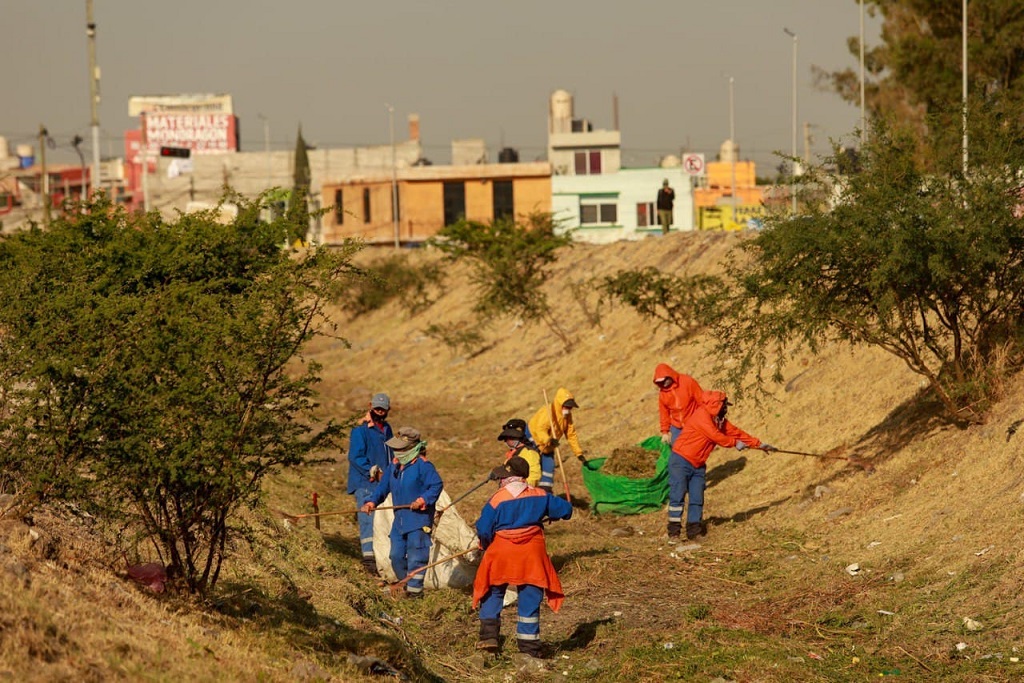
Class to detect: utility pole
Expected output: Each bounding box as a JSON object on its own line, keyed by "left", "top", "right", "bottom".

{"left": 39, "top": 125, "right": 51, "bottom": 227}
{"left": 962, "top": 0, "right": 968, "bottom": 176}
{"left": 784, "top": 27, "right": 798, "bottom": 214}
{"left": 140, "top": 112, "right": 150, "bottom": 212}
{"left": 859, "top": 0, "right": 866, "bottom": 146}
{"left": 387, "top": 104, "right": 399, "bottom": 249}
{"left": 258, "top": 113, "right": 271, "bottom": 190}
{"left": 728, "top": 76, "right": 737, "bottom": 224}
{"left": 86, "top": 0, "right": 101, "bottom": 198}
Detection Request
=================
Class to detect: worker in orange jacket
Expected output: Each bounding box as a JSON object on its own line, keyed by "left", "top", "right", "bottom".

{"left": 669, "top": 390, "right": 775, "bottom": 540}
{"left": 653, "top": 363, "right": 703, "bottom": 445}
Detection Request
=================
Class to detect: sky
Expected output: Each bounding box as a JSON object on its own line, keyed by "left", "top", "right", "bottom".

{"left": 2, "top": 1, "right": 881, "bottom": 173}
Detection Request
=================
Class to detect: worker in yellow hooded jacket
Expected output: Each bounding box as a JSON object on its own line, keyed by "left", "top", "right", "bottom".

{"left": 526, "top": 387, "right": 585, "bottom": 493}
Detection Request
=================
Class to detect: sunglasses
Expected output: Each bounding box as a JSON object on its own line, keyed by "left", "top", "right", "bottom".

{"left": 655, "top": 378, "right": 673, "bottom": 387}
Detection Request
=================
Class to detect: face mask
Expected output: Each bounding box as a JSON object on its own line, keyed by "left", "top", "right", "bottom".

{"left": 371, "top": 410, "right": 387, "bottom": 424}
{"left": 562, "top": 408, "right": 571, "bottom": 417}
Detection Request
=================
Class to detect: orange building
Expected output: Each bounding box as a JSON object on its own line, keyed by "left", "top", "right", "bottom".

{"left": 320, "top": 162, "right": 551, "bottom": 245}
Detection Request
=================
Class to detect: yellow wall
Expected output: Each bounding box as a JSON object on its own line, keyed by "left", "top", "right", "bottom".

{"left": 706, "top": 160, "right": 756, "bottom": 190}
{"left": 321, "top": 166, "right": 552, "bottom": 245}
{"left": 513, "top": 177, "right": 551, "bottom": 217}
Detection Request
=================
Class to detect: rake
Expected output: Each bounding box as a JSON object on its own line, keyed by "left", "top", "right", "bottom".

{"left": 767, "top": 447, "right": 875, "bottom": 473}
{"left": 387, "top": 546, "right": 478, "bottom": 596}
{"left": 278, "top": 504, "right": 411, "bottom": 524}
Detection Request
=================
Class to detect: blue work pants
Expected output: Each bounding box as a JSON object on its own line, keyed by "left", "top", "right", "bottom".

{"left": 479, "top": 583, "right": 544, "bottom": 642}
{"left": 668, "top": 454, "right": 706, "bottom": 525}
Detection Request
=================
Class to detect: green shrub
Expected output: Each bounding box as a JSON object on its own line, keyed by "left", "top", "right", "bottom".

{"left": 342, "top": 253, "right": 445, "bottom": 318}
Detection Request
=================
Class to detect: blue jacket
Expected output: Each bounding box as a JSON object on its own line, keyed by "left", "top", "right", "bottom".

{"left": 476, "top": 486, "right": 573, "bottom": 549}
{"left": 370, "top": 457, "right": 444, "bottom": 536}
{"left": 347, "top": 421, "right": 393, "bottom": 494}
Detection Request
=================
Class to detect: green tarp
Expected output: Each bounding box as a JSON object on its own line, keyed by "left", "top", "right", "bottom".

{"left": 581, "top": 435, "right": 669, "bottom": 515}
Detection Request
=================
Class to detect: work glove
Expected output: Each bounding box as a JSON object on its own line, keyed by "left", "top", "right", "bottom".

{"left": 760, "top": 443, "right": 777, "bottom": 452}
{"left": 360, "top": 501, "right": 376, "bottom": 514}
{"left": 369, "top": 465, "right": 383, "bottom": 482}
{"left": 409, "top": 497, "right": 427, "bottom": 511}
{"left": 661, "top": 432, "right": 672, "bottom": 445}
{"left": 734, "top": 441, "right": 747, "bottom": 451}
{"left": 576, "top": 452, "right": 587, "bottom": 464}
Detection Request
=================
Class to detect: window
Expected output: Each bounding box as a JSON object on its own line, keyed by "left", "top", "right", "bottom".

{"left": 492, "top": 180, "right": 514, "bottom": 220}
{"left": 362, "top": 188, "right": 371, "bottom": 223}
{"left": 334, "top": 189, "right": 344, "bottom": 224}
{"left": 573, "top": 150, "right": 604, "bottom": 175}
{"left": 637, "top": 202, "right": 655, "bottom": 227}
{"left": 443, "top": 181, "right": 466, "bottom": 225}
{"left": 580, "top": 199, "right": 617, "bottom": 226}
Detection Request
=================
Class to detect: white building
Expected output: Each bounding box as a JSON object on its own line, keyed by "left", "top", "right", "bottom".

{"left": 547, "top": 90, "right": 694, "bottom": 243}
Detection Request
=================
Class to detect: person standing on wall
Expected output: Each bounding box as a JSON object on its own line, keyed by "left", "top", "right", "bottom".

{"left": 347, "top": 392, "right": 394, "bottom": 575}
{"left": 656, "top": 178, "right": 675, "bottom": 235}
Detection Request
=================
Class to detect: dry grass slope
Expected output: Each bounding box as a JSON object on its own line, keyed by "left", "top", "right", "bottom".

{"left": 3, "top": 229, "right": 1024, "bottom": 681}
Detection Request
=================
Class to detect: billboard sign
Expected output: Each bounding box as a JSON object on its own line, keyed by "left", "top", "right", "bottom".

{"left": 143, "top": 113, "right": 238, "bottom": 155}
{"left": 129, "top": 93, "right": 233, "bottom": 116}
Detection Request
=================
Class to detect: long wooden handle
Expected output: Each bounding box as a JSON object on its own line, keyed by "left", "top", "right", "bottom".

{"left": 282, "top": 504, "right": 411, "bottom": 521}
{"left": 395, "top": 546, "right": 477, "bottom": 586}
{"left": 544, "top": 388, "right": 573, "bottom": 501}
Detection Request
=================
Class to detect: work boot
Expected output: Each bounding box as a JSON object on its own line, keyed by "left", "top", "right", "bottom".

{"left": 667, "top": 521, "right": 681, "bottom": 540}
{"left": 477, "top": 618, "right": 500, "bottom": 653}
{"left": 517, "top": 638, "right": 544, "bottom": 659}
{"left": 361, "top": 557, "right": 378, "bottom": 576}
{"left": 405, "top": 589, "right": 423, "bottom": 600}
{"left": 685, "top": 523, "right": 702, "bottom": 540}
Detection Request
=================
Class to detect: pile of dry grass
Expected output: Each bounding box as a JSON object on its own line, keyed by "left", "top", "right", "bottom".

{"left": 601, "top": 446, "right": 659, "bottom": 478}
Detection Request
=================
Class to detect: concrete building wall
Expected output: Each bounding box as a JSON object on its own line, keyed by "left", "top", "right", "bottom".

{"left": 512, "top": 176, "right": 552, "bottom": 217}
{"left": 320, "top": 162, "right": 552, "bottom": 245}
{"left": 137, "top": 140, "right": 422, "bottom": 219}
{"left": 552, "top": 167, "right": 695, "bottom": 244}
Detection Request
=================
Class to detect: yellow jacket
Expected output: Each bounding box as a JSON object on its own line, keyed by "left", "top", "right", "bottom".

{"left": 505, "top": 444, "right": 542, "bottom": 487}
{"left": 527, "top": 387, "right": 583, "bottom": 457}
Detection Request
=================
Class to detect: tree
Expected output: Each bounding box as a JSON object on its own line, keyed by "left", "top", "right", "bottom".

{"left": 816, "top": 0, "right": 1024, "bottom": 157}
{"left": 0, "top": 196, "right": 360, "bottom": 593}
{"left": 708, "top": 104, "right": 1024, "bottom": 423}
{"left": 288, "top": 125, "right": 312, "bottom": 244}
{"left": 429, "top": 213, "right": 575, "bottom": 348}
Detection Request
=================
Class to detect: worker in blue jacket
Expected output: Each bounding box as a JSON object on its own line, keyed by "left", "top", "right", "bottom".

{"left": 347, "top": 392, "right": 394, "bottom": 575}
{"left": 362, "top": 426, "right": 443, "bottom": 598}
{"left": 473, "top": 456, "right": 573, "bottom": 658}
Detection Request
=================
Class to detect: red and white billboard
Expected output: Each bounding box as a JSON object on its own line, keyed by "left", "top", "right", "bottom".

{"left": 143, "top": 113, "right": 238, "bottom": 155}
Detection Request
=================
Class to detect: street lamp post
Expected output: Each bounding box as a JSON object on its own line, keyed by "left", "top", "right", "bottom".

{"left": 962, "top": 0, "right": 968, "bottom": 176}
{"left": 728, "top": 75, "right": 737, "bottom": 222}
{"left": 86, "top": 0, "right": 101, "bottom": 198}
{"left": 784, "top": 27, "right": 798, "bottom": 214}
{"left": 257, "top": 113, "right": 271, "bottom": 190}
{"left": 859, "top": 0, "right": 866, "bottom": 146}
{"left": 386, "top": 104, "right": 399, "bottom": 249}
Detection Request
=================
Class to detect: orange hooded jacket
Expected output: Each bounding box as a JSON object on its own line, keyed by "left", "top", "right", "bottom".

{"left": 671, "top": 390, "right": 761, "bottom": 468}
{"left": 653, "top": 363, "right": 703, "bottom": 433}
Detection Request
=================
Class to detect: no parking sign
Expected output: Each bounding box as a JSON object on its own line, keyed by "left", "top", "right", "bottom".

{"left": 683, "top": 153, "right": 706, "bottom": 176}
